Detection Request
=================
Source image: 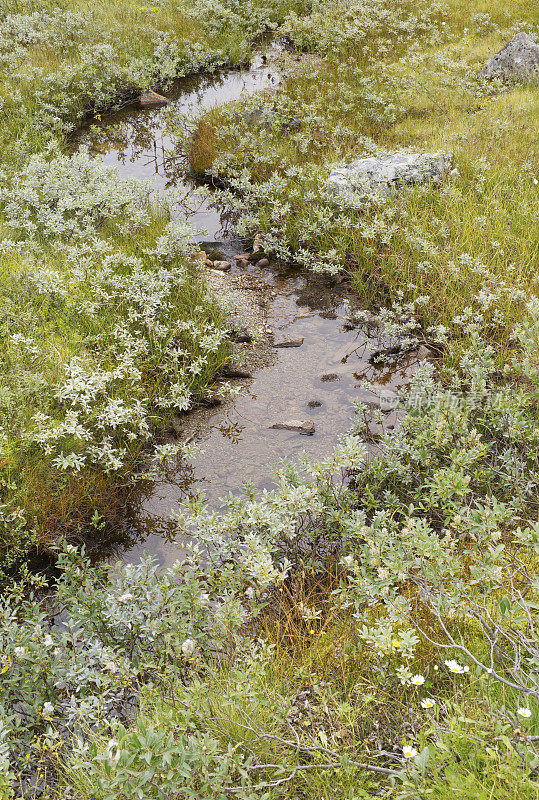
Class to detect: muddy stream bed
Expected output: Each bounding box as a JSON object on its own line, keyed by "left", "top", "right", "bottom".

{"left": 73, "top": 46, "right": 415, "bottom": 568}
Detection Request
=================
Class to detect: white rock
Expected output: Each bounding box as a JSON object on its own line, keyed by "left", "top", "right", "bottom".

{"left": 479, "top": 33, "right": 539, "bottom": 84}
{"left": 326, "top": 152, "right": 452, "bottom": 203}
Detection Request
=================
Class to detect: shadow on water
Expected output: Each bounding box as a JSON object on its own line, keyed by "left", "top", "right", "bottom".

{"left": 72, "top": 46, "right": 416, "bottom": 568}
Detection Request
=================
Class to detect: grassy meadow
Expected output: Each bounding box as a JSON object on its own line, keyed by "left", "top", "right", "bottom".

{"left": 1, "top": 0, "right": 539, "bottom": 798}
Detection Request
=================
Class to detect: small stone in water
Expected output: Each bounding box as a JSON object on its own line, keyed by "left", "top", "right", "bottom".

{"left": 308, "top": 400, "right": 322, "bottom": 408}
{"left": 271, "top": 420, "right": 316, "bottom": 435}
{"left": 273, "top": 338, "right": 304, "bottom": 348}
{"left": 212, "top": 261, "right": 232, "bottom": 272}
{"left": 139, "top": 90, "right": 169, "bottom": 108}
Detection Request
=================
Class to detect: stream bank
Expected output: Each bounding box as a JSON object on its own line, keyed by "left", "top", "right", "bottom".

{"left": 72, "top": 44, "right": 414, "bottom": 568}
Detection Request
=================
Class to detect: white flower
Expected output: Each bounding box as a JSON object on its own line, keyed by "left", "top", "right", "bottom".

{"left": 14, "top": 647, "right": 25, "bottom": 658}
{"left": 118, "top": 593, "right": 133, "bottom": 604}
{"left": 421, "top": 698, "right": 436, "bottom": 709}
{"left": 445, "top": 659, "right": 465, "bottom": 674}
{"left": 341, "top": 554, "right": 354, "bottom": 568}
{"left": 200, "top": 593, "right": 210, "bottom": 604}
{"left": 181, "top": 638, "right": 196, "bottom": 656}
{"left": 403, "top": 745, "right": 417, "bottom": 759}
{"left": 518, "top": 707, "right": 532, "bottom": 719}
{"left": 410, "top": 674, "right": 425, "bottom": 687}
{"left": 104, "top": 660, "right": 118, "bottom": 674}
{"left": 42, "top": 702, "right": 54, "bottom": 717}
{"left": 245, "top": 587, "right": 255, "bottom": 599}
{"left": 44, "top": 635, "right": 53, "bottom": 647}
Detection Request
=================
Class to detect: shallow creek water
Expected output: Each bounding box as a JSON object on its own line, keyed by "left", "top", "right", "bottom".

{"left": 73, "top": 48, "right": 414, "bottom": 568}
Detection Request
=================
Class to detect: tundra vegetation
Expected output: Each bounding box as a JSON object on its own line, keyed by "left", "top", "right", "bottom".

{"left": 0, "top": 0, "right": 539, "bottom": 798}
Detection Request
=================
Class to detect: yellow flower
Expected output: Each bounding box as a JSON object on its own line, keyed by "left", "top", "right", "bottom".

{"left": 392, "top": 639, "right": 402, "bottom": 648}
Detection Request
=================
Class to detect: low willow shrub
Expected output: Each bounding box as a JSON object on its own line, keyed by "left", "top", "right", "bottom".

{"left": 0, "top": 544, "right": 251, "bottom": 796}
{"left": 0, "top": 146, "right": 231, "bottom": 566}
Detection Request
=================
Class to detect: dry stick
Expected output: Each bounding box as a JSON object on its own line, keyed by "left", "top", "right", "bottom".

{"left": 209, "top": 701, "right": 400, "bottom": 778}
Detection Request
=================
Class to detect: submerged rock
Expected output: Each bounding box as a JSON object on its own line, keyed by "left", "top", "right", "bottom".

{"left": 271, "top": 419, "right": 315, "bottom": 435}
{"left": 212, "top": 260, "right": 232, "bottom": 272}
{"left": 326, "top": 152, "right": 452, "bottom": 203}
{"left": 272, "top": 338, "right": 304, "bottom": 348}
{"left": 479, "top": 33, "right": 539, "bottom": 84}
{"left": 139, "top": 90, "right": 169, "bottom": 108}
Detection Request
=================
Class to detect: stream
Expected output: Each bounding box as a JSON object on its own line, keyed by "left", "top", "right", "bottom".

{"left": 73, "top": 46, "right": 413, "bottom": 568}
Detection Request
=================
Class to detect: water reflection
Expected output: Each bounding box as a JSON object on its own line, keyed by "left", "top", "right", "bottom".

{"left": 72, "top": 51, "right": 281, "bottom": 239}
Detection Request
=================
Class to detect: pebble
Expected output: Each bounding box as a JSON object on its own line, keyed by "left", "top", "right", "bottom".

{"left": 212, "top": 261, "right": 232, "bottom": 272}
{"left": 271, "top": 420, "right": 316, "bottom": 435}
{"left": 257, "top": 257, "right": 270, "bottom": 268}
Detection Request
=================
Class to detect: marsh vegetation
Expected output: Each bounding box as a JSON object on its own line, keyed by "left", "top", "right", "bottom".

{"left": 0, "top": 0, "right": 539, "bottom": 798}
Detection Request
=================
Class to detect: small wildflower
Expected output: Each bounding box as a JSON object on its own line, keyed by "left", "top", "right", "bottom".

{"left": 445, "top": 659, "right": 465, "bottom": 674}
{"left": 403, "top": 745, "right": 417, "bottom": 759}
{"left": 421, "top": 698, "right": 436, "bottom": 709}
{"left": 410, "top": 674, "right": 425, "bottom": 687}
{"left": 118, "top": 593, "right": 133, "bottom": 604}
{"left": 392, "top": 639, "right": 402, "bottom": 648}
{"left": 104, "top": 660, "right": 118, "bottom": 674}
{"left": 44, "top": 635, "right": 53, "bottom": 647}
{"left": 518, "top": 707, "right": 532, "bottom": 719}
{"left": 14, "top": 647, "right": 25, "bottom": 659}
{"left": 42, "top": 702, "right": 54, "bottom": 718}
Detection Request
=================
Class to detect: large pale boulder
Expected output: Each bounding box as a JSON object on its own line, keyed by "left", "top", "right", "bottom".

{"left": 479, "top": 33, "right": 539, "bottom": 84}
{"left": 326, "top": 152, "right": 452, "bottom": 203}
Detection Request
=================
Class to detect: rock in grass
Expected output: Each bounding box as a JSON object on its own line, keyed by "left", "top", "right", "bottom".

{"left": 326, "top": 152, "right": 452, "bottom": 203}
{"left": 139, "top": 90, "right": 169, "bottom": 108}
{"left": 271, "top": 419, "right": 315, "bottom": 435}
{"left": 479, "top": 33, "right": 539, "bottom": 84}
